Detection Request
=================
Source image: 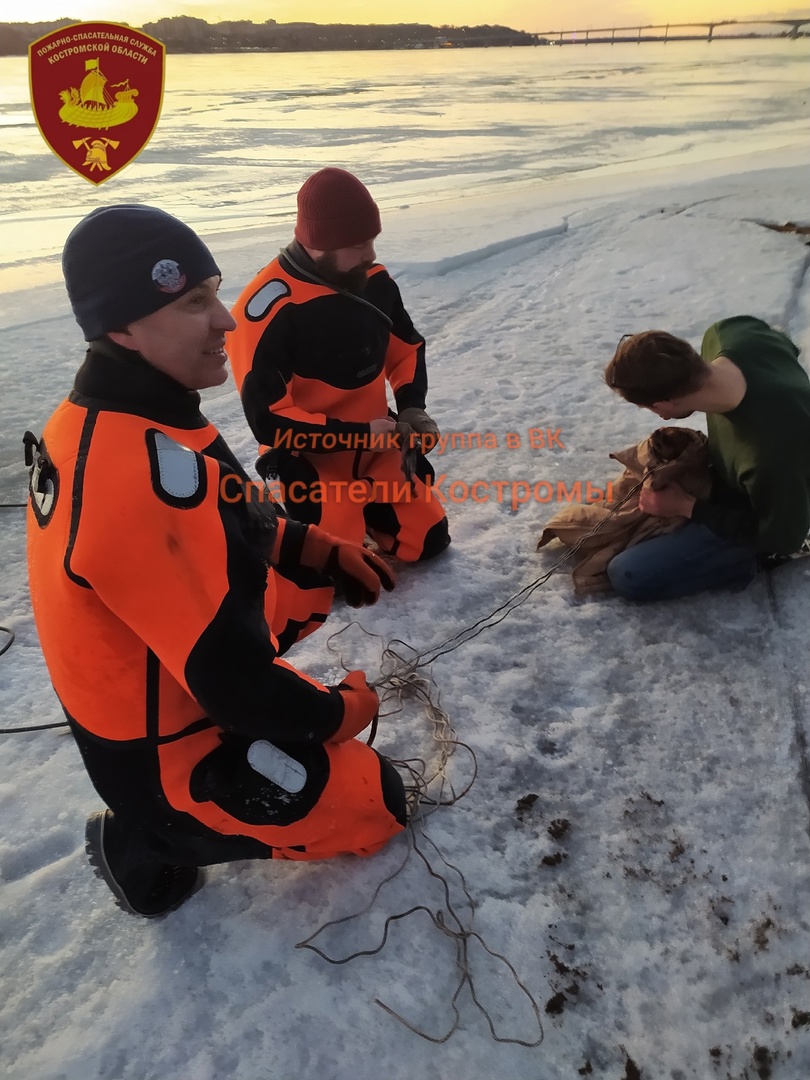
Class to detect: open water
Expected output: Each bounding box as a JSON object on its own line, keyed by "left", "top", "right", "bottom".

{"left": 0, "top": 39, "right": 808, "bottom": 279}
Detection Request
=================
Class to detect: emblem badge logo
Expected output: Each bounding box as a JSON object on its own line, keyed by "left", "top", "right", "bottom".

{"left": 29, "top": 22, "right": 165, "bottom": 185}
{"left": 151, "top": 260, "right": 187, "bottom": 293}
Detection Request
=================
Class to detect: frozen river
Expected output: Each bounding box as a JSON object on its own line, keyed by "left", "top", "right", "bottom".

{"left": 1, "top": 38, "right": 808, "bottom": 282}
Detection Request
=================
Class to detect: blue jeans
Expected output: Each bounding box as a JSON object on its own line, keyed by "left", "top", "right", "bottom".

{"left": 606, "top": 523, "right": 758, "bottom": 601}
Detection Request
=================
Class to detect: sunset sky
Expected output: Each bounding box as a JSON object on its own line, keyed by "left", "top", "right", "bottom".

{"left": 15, "top": 3, "right": 810, "bottom": 34}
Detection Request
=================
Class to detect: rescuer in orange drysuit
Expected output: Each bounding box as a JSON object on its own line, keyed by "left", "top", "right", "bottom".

{"left": 227, "top": 167, "right": 450, "bottom": 563}
{"left": 26, "top": 205, "right": 407, "bottom": 919}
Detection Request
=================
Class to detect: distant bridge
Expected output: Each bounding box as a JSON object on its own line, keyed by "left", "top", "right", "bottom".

{"left": 531, "top": 19, "right": 810, "bottom": 44}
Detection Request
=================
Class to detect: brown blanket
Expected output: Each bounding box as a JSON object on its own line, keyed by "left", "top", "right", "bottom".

{"left": 537, "top": 427, "right": 711, "bottom": 596}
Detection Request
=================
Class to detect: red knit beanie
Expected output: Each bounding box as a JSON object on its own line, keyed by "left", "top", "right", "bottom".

{"left": 294, "top": 168, "right": 382, "bottom": 251}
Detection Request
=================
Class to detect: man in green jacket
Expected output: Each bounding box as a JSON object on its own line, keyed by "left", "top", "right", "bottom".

{"left": 603, "top": 315, "right": 810, "bottom": 600}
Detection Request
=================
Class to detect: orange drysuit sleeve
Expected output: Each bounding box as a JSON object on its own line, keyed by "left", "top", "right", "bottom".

{"left": 380, "top": 273, "right": 428, "bottom": 412}
{"left": 69, "top": 423, "right": 345, "bottom": 744}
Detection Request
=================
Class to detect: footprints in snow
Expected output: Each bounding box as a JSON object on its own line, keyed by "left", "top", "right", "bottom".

{"left": 1, "top": 826, "right": 77, "bottom": 883}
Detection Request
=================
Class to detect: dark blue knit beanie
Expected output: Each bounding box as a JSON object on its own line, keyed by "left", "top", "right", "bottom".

{"left": 62, "top": 204, "right": 220, "bottom": 341}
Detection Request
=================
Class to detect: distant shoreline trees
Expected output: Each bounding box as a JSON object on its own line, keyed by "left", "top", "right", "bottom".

{"left": 5, "top": 17, "right": 798, "bottom": 55}
{"left": 0, "top": 18, "right": 541, "bottom": 56}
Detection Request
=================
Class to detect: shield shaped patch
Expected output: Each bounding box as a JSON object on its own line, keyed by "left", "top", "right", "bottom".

{"left": 29, "top": 22, "right": 165, "bottom": 185}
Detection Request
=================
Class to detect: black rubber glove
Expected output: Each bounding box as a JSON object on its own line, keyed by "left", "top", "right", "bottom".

{"left": 301, "top": 526, "right": 395, "bottom": 607}
{"left": 324, "top": 544, "right": 395, "bottom": 607}
{"left": 396, "top": 407, "right": 440, "bottom": 453}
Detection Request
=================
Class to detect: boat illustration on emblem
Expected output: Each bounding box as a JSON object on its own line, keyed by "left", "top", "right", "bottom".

{"left": 58, "top": 58, "right": 139, "bottom": 129}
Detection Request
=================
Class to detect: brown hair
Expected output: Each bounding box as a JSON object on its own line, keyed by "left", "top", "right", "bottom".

{"left": 605, "top": 331, "right": 708, "bottom": 407}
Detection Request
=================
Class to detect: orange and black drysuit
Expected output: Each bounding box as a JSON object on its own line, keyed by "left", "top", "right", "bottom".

{"left": 26, "top": 340, "right": 406, "bottom": 868}
{"left": 227, "top": 242, "right": 449, "bottom": 561}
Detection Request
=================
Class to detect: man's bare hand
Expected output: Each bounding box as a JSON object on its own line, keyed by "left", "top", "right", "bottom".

{"left": 639, "top": 481, "right": 696, "bottom": 519}
{"left": 369, "top": 417, "right": 396, "bottom": 437}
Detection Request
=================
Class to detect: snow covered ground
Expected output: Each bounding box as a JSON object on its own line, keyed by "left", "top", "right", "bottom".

{"left": 2, "top": 147, "right": 810, "bottom": 1079}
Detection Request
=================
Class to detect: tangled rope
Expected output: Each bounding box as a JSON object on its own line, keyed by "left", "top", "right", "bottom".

{"left": 296, "top": 648, "right": 540, "bottom": 1044}
{"left": 296, "top": 817, "right": 545, "bottom": 1046}
{"left": 297, "top": 477, "right": 654, "bottom": 1043}
{"left": 381, "top": 473, "right": 654, "bottom": 680}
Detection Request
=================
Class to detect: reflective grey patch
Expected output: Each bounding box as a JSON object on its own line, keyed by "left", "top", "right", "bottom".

{"left": 30, "top": 458, "right": 56, "bottom": 518}
{"left": 153, "top": 432, "right": 200, "bottom": 499}
{"left": 245, "top": 279, "right": 291, "bottom": 320}
{"left": 247, "top": 740, "right": 307, "bottom": 793}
